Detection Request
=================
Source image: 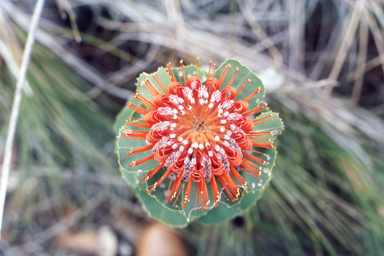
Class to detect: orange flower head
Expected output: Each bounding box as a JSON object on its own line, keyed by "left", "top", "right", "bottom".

{"left": 123, "top": 58, "right": 276, "bottom": 210}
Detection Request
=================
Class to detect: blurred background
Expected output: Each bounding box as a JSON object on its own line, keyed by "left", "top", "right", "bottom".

{"left": 1, "top": 0, "right": 384, "bottom": 255}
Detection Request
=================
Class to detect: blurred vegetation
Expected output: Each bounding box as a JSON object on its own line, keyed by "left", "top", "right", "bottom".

{"left": 1, "top": 0, "right": 384, "bottom": 255}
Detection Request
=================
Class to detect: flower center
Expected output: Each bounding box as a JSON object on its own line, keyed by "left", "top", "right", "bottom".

{"left": 193, "top": 120, "right": 206, "bottom": 133}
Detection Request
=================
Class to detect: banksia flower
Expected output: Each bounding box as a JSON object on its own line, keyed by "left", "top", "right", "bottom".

{"left": 118, "top": 58, "right": 282, "bottom": 216}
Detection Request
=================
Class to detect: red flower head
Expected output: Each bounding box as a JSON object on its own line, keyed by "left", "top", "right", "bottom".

{"left": 122, "top": 58, "right": 278, "bottom": 211}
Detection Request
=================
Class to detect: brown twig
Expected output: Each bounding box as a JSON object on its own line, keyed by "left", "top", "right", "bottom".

{"left": 351, "top": 19, "right": 369, "bottom": 104}
{"left": 323, "top": 0, "right": 365, "bottom": 97}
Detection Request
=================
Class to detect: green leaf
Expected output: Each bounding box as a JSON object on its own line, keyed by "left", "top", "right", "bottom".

{"left": 113, "top": 104, "right": 132, "bottom": 135}
{"left": 254, "top": 111, "right": 284, "bottom": 141}
{"left": 134, "top": 187, "right": 189, "bottom": 228}
{"left": 117, "top": 106, "right": 158, "bottom": 175}
{"left": 136, "top": 67, "right": 170, "bottom": 101}
{"left": 214, "top": 58, "right": 265, "bottom": 112}
{"left": 197, "top": 185, "right": 265, "bottom": 225}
